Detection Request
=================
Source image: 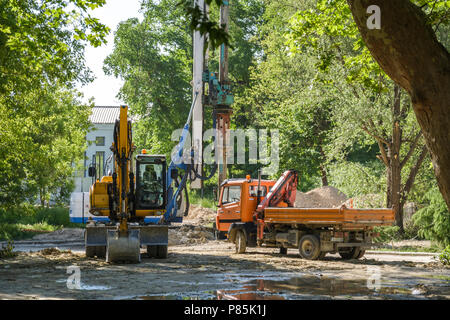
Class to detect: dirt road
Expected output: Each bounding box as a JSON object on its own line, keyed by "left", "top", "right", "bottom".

{"left": 1, "top": 238, "right": 449, "bottom": 300}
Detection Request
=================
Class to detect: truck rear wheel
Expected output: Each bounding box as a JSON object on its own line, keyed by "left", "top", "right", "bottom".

{"left": 298, "top": 234, "right": 321, "bottom": 260}
{"left": 235, "top": 230, "right": 246, "bottom": 254}
{"left": 338, "top": 247, "right": 361, "bottom": 260}
{"left": 356, "top": 249, "right": 365, "bottom": 259}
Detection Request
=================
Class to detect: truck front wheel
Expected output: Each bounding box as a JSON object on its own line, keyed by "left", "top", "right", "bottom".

{"left": 235, "top": 230, "right": 247, "bottom": 254}
{"left": 298, "top": 234, "right": 321, "bottom": 260}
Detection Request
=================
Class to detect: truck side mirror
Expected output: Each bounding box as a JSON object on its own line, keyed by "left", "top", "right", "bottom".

{"left": 88, "top": 166, "right": 96, "bottom": 178}
{"left": 170, "top": 168, "right": 178, "bottom": 179}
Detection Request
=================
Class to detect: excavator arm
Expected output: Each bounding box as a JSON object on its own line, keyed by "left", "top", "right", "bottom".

{"left": 105, "top": 105, "right": 141, "bottom": 263}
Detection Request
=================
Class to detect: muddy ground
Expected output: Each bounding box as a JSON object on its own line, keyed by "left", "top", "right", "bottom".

{"left": 1, "top": 237, "right": 449, "bottom": 300}
{"left": 1, "top": 205, "right": 449, "bottom": 300}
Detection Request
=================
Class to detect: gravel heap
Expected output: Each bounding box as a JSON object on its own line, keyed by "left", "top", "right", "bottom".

{"left": 295, "top": 186, "right": 348, "bottom": 208}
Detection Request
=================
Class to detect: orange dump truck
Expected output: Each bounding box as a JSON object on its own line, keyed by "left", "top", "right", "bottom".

{"left": 214, "top": 170, "right": 395, "bottom": 260}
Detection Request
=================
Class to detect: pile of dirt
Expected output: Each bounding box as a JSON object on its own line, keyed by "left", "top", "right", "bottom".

{"left": 39, "top": 248, "right": 72, "bottom": 256}
{"left": 32, "top": 228, "right": 84, "bottom": 242}
{"left": 168, "top": 204, "right": 216, "bottom": 246}
{"left": 184, "top": 204, "right": 216, "bottom": 225}
{"left": 168, "top": 225, "right": 214, "bottom": 246}
{"left": 295, "top": 186, "right": 348, "bottom": 208}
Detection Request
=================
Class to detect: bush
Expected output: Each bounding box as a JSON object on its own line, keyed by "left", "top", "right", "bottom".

{"left": 439, "top": 246, "right": 450, "bottom": 265}
{"left": 35, "top": 207, "right": 71, "bottom": 226}
{"left": 0, "top": 223, "right": 24, "bottom": 240}
{"left": 373, "top": 225, "right": 402, "bottom": 243}
{"left": 0, "top": 206, "right": 75, "bottom": 240}
{"left": 0, "top": 240, "right": 16, "bottom": 259}
{"left": 0, "top": 204, "right": 36, "bottom": 224}
{"left": 413, "top": 187, "right": 450, "bottom": 247}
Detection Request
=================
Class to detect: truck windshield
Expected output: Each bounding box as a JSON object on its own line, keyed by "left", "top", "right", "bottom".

{"left": 221, "top": 186, "right": 241, "bottom": 204}
{"left": 138, "top": 163, "right": 164, "bottom": 207}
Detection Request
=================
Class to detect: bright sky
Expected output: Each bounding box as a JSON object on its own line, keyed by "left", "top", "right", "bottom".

{"left": 77, "top": 0, "right": 144, "bottom": 106}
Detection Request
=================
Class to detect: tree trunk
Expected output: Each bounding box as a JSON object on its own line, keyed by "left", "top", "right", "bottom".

{"left": 386, "top": 165, "right": 391, "bottom": 207}
{"left": 319, "top": 145, "right": 328, "bottom": 186}
{"left": 390, "top": 148, "right": 403, "bottom": 232}
{"left": 320, "top": 164, "right": 328, "bottom": 187}
{"left": 39, "top": 188, "right": 45, "bottom": 208}
{"left": 347, "top": 0, "right": 450, "bottom": 211}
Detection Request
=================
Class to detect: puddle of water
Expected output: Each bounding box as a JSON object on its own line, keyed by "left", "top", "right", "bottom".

{"left": 56, "top": 279, "right": 111, "bottom": 291}
{"left": 78, "top": 284, "right": 111, "bottom": 291}
{"left": 116, "top": 291, "right": 216, "bottom": 300}
{"left": 214, "top": 275, "right": 435, "bottom": 300}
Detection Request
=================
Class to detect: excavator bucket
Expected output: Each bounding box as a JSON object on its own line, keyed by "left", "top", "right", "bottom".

{"left": 106, "top": 229, "right": 141, "bottom": 263}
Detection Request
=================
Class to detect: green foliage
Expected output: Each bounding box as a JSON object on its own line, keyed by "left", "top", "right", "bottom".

{"left": 104, "top": 0, "right": 193, "bottom": 155}
{"left": 328, "top": 160, "right": 385, "bottom": 199}
{"left": 0, "top": 240, "right": 16, "bottom": 258}
{"left": 176, "top": 0, "right": 232, "bottom": 48}
{"left": 35, "top": 207, "right": 73, "bottom": 226}
{"left": 0, "top": 87, "right": 92, "bottom": 206}
{"left": 413, "top": 187, "right": 450, "bottom": 246}
{"left": 0, "top": 0, "right": 106, "bottom": 208}
{"left": 0, "top": 206, "right": 75, "bottom": 240}
{"left": 188, "top": 189, "right": 216, "bottom": 209}
{"left": 106, "top": 0, "right": 264, "bottom": 160}
{"left": 439, "top": 246, "right": 450, "bottom": 265}
{"left": 373, "top": 226, "right": 401, "bottom": 243}
{"left": 0, "top": 0, "right": 109, "bottom": 93}
{"left": 286, "top": 0, "right": 387, "bottom": 91}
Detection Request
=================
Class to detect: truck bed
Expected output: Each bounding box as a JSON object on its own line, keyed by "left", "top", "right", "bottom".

{"left": 263, "top": 206, "right": 395, "bottom": 229}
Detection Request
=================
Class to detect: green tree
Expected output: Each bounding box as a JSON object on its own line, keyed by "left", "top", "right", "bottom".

{"left": 0, "top": 0, "right": 109, "bottom": 93}
{"left": 231, "top": 0, "right": 334, "bottom": 190}
{"left": 0, "top": 86, "right": 91, "bottom": 207}
{"left": 413, "top": 186, "right": 450, "bottom": 247}
{"left": 104, "top": 0, "right": 265, "bottom": 157}
{"left": 0, "top": 0, "right": 108, "bottom": 207}
{"left": 346, "top": 0, "right": 450, "bottom": 212}
{"left": 286, "top": 0, "right": 430, "bottom": 230}
{"left": 104, "top": 0, "right": 193, "bottom": 155}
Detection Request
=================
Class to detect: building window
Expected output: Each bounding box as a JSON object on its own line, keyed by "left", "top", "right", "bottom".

{"left": 95, "top": 136, "right": 105, "bottom": 146}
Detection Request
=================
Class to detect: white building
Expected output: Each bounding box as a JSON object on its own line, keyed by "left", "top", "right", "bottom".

{"left": 70, "top": 106, "right": 120, "bottom": 223}
{"left": 73, "top": 106, "right": 121, "bottom": 193}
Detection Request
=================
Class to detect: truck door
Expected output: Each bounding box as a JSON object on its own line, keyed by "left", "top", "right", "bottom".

{"left": 217, "top": 185, "right": 242, "bottom": 232}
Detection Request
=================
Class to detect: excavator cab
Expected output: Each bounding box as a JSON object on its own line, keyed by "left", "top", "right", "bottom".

{"left": 135, "top": 155, "right": 166, "bottom": 210}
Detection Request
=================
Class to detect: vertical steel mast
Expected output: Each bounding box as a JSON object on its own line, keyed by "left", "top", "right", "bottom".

{"left": 217, "top": 0, "right": 232, "bottom": 189}
{"left": 191, "top": 0, "right": 208, "bottom": 189}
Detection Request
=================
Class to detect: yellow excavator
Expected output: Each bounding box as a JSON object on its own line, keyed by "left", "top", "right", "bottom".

{"left": 85, "top": 104, "right": 196, "bottom": 263}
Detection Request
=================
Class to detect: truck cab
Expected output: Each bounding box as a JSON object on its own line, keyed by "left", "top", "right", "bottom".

{"left": 215, "top": 177, "right": 277, "bottom": 241}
